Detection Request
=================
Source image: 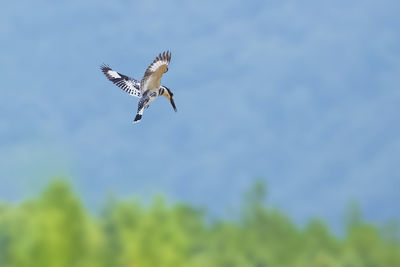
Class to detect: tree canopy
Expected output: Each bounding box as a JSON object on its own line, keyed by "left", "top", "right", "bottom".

{"left": 0, "top": 179, "right": 398, "bottom": 267}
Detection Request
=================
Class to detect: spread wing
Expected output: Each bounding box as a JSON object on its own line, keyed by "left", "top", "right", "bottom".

{"left": 101, "top": 64, "right": 142, "bottom": 98}
{"left": 140, "top": 51, "right": 171, "bottom": 93}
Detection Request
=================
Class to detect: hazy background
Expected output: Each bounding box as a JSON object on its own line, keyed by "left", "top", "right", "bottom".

{"left": 1, "top": 0, "right": 399, "bottom": 232}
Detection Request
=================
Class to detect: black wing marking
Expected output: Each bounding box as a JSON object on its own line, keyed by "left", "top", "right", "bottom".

{"left": 100, "top": 64, "right": 142, "bottom": 98}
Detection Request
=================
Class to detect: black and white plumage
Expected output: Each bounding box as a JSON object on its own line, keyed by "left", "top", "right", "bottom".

{"left": 101, "top": 65, "right": 142, "bottom": 97}
{"left": 100, "top": 51, "right": 176, "bottom": 123}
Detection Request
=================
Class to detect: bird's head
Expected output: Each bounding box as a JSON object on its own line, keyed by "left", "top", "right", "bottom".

{"left": 162, "top": 86, "right": 177, "bottom": 112}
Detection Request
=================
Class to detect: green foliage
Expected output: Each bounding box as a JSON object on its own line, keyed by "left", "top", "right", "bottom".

{"left": 0, "top": 179, "right": 399, "bottom": 267}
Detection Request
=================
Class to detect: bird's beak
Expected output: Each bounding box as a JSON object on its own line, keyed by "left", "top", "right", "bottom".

{"left": 170, "top": 97, "right": 177, "bottom": 112}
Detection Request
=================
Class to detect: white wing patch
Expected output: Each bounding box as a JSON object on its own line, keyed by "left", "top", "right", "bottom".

{"left": 108, "top": 70, "right": 121, "bottom": 79}
{"left": 101, "top": 64, "right": 142, "bottom": 98}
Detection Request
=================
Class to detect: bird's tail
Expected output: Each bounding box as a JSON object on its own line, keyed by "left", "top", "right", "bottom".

{"left": 133, "top": 106, "right": 144, "bottom": 123}
{"left": 133, "top": 113, "right": 142, "bottom": 123}
{"left": 134, "top": 98, "right": 147, "bottom": 123}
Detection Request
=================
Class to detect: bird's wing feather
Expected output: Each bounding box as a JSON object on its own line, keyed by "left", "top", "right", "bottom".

{"left": 101, "top": 64, "right": 142, "bottom": 98}
{"left": 140, "top": 51, "right": 171, "bottom": 93}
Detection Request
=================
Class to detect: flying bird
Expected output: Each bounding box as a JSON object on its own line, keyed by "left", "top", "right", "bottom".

{"left": 100, "top": 51, "right": 176, "bottom": 123}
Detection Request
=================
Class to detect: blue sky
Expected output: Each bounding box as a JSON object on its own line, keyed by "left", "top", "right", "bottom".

{"left": 0, "top": 0, "right": 399, "bottom": 230}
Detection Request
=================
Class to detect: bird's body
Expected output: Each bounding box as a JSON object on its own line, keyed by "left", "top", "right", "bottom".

{"left": 134, "top": 86, "right": 171, "bottom": 121}
{"left": 101, "top": 51, "right": 176, "bottom": 123}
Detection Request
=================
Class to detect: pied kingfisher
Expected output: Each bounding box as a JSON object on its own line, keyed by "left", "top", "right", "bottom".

{"left": 101, "top": 51, "right": 176, "bottom": 123}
